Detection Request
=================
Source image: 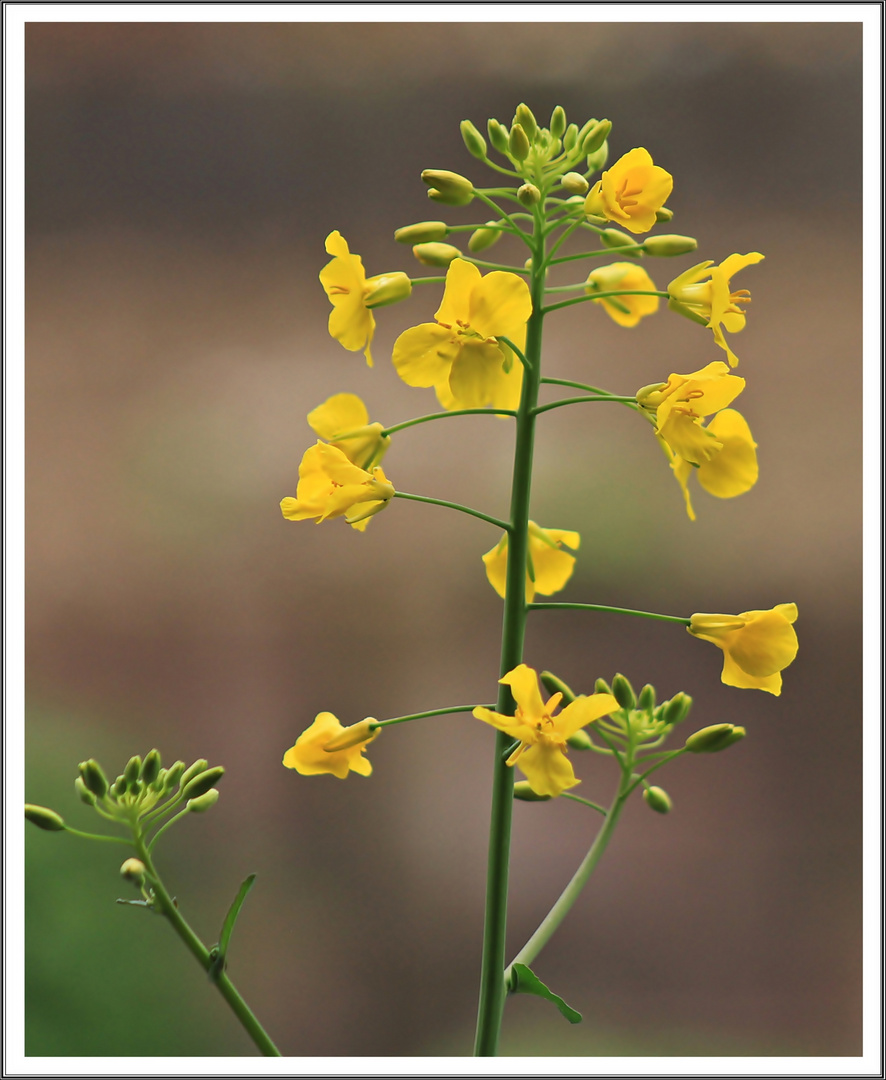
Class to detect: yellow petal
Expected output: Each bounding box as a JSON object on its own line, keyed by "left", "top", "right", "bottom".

{"left": 697, "top": 409, "right": 758, "bottom": 498}
{"left": 658, "top": 412, "right": 723, "bottom": 465}
{"left": 500, "top": 664, "right": 546, "bottom": 724}
{"left": 472, "top": 706, "right": 537, "bottom": 744}
{"left": 307, "top": 393, "right": 370, "bottom": 441}
{"left": 282, "top": 712, "right": 373, "bottom": 778}
{"left": 555, "top": 693, "right": 620, "bottom": 740}
{"left": 435, "top": 258, "right": 481, "bottom": 326}
{"left": 516, "top": 742, "right": 580, "bottom": 797}
{"left": 392, "top": 323, "right": 457, "bottom": 388}
{"left": 728, "top": 609, "right": 799, "bottom": 677}
{"left": 468, "top": 271, "right": 532, "bottom": 339}
{"left": 719, "top": 649, "right": 782, "bottom": 696}
{"left": 447, "top": 339, "right": 510, "bottom": 409}
{"left": 481, "top": 534, "right": 509, "bottom": 599}
{"left": 528, "top": 529, "right": 579, "bottom": 597}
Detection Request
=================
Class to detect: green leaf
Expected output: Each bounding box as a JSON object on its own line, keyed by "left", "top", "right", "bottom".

{"left": 208, "top": 873, "right": 256, "bottom": 982}
{"left": 509, "top": 962, "right": 582, "bottom": 1024}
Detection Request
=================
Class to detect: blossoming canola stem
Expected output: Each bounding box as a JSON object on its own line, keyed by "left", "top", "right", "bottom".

{"left": 529, "top": 602, "right": 691, "bottom": 625}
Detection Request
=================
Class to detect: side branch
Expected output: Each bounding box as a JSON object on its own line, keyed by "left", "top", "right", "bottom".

{"left": 394, "top": 491, "right": 511, "bottom": 533}
{"left": 532, "top": 395, "right": 637, "bottom": 417}
{"left": 528, "top": 602, "right": 691, "bottom": 626}
{"left": 382, "top": 408, "right": 517, "bottom": 436}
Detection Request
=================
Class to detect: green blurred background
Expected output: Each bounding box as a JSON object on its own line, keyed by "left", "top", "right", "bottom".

{"left": 25, "top": 20, "right": 862, "bottom": 1057}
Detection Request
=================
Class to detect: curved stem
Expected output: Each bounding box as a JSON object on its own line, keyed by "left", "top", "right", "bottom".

{"left": 370, "top": 704, "right": 491, "bottom": 731}
{"left": 549, "top": 246, "right": 641, "bottom": 265}
{"left": 382, "top": 408, "right": 516, "bottom": 436}
{"left": 465, "top": 256, "right": 530, "bottom": 275}
{"left": 471, "top": 191, "right": 532, "bottom": 250}
{"left": 147, "top": 806, "right": 190, "bottom": 853}
{"left": 409, "top": 275, "right": 447, "bottom": 285}
{"left": 542, "top": 290, "right": 667, "bottom": 315}
{"left": 560, "top": 792, "right": 608, "bottom": 816}
{"left": 497, "top": 336, "right": 530, "bottom": 370}
{"left": 61, "top": 825, "right": 133, "bottom": 846}
{"left": 394, "top": 491, "right": 511, "bottom": 533}
{"left": 625, "top": 748, "right": 687, "bottom": 796}
{"left": 528, "top": 602, "right": 690, "bottom": 626}
{"left": 533, "top": 395, "right": 637, "bottom": 416}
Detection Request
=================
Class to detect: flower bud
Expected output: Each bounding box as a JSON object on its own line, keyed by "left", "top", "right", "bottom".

{"left": 635, "top": 382, "right": 668, "bottom": 409}
{"left": 600, "top": 228, "right": 640, "bottom": 253}
{"left": 187, "top": 789, "right": 220, "bottom": 813}
{"left": 637, "top": 684, "right": 656, "bottom": 711}
{"left": 508, "top": 124, "right": 531, "bottom": 162}
{"left": 24, "top": 804, "right": 65, "bottom": 831}
{"left": 112, "top": 775, "right": 128, "bottom": 797}
{"left": 586, "top": 142, "right": 609, "bottom": 174}
{"left": 323, "top": 719, "right": 379, "bottom": 752}
{"left": 550, "top": 105, "right": 567, "bottom": 139}
{"left": 643, "top": 234, "right": 698, "bottom": 257}
{"left": 567, "top": 729, "right": 593, "bottom": 751}
{"left": 179, "top": 759, "right": 208, "bottom": 790}
{"left": 517, "top": 183, "right": 541, "bottom": 207}
{"left": 594, "top": 677, "right": 612, "bottom": 695}
{"left": 460, "top": 119, "right": 487, "bottom": 160}
{"left": 120, "top": 857, "right": 146, "bottom": 884}
{"left": 412, "top": 242, "right": 462, "bottom": 267}
{"left": 539, "top": 670, "right": 576, "bottom": 704}
{"left": 74, "top": 777, "right": 96, "bottom": 805}
{"left": 487, "top": 118, "right": 510, "bottom": 155}
{"left": 684, "top": 724, "right": 746, "bottom": 754}
{"left": 140, "top": 749, "right": 161, "bottom": 785}
{"left": 163, "top": 761, "right": 185, "bottom": 789}
{"left": 394, "top": 221, "right": 448, "bottom": 245}
{"left": 561, "top": 172, "right": 589, "bottom": 196}
{"left": 663, "top": 692, "right": 693, "bottom": 726}
{"left": 611, "top": 673, "right": 636, "bottom": 711}
{"left": 181, "top": 765, "right": 225, "bottom": 800}
{"left": 514, "top": 103, "right": 538, "bottom": 141}
{"left": 468, "top": 221, "right": 503, "bottom": 253}
{"left": 364, "top": 272, "right": 412, "bottom": 309}
{"left": 421, "top": 169, "right": 474, "bottom": 206}
{"left": 643, "top": 786, "right": 672, "bottom": 814}
{"left": 123, "top": 756, "right": 142, "bottom": 786}
{"left": 513, "top": 781, "right": 551, "bottom": 802}
{"left": 582, "top": 119, "right": 611, "bottom": 155}
{"left": 563, "top": 123, "right": 579, "bottom": 151}
{"left": 78, "top": 759, "right": 109, "bottom": 799}
{"left": 655, "top": 207, "right": 674, "bottom": 223}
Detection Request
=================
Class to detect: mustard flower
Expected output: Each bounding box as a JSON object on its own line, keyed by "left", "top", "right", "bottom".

{"left": 482, "top": 523, "right": 580, "bottom": 602}
{"left": 280, "top": 442, "right": 394, "bottom": 531}
{"left": 585, "top": 262, "right": 659, "bottom": 327}
{"left": 584, "top": 148, "right": 673, "bottom": 235}
{"left": 392, "top": 258, "right": 531, "bottom": 411}
{"left": 668, "top": 253, "right": 764, "bottom": 367}
{"left": 688, "top": 604, "right": 799, "bottom": 696}
{"left": 473, "top": 665, "right": 619, "bottom": 797}
{"left": 663, "top": 408, "right": 759, "bottom": 521}
{"left": 307, "top": 392, "right": 390, "bottom": 470}
{"left": 282, "top": 712, "right": 378, "bottom": 778}
{"left": 319, "top": 231, "right": 411, "bottom": 367}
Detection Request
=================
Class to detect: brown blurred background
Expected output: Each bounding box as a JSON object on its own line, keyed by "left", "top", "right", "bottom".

{"left": 25, "top": 21, "right": 862, "bottom": 1058}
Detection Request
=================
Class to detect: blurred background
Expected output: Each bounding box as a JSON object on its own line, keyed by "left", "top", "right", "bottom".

{"left": 25, "top": 20, "right": 862, "bottom": 1058}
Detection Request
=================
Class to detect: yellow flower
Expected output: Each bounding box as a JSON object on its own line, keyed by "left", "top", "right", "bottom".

{"left": 282, "top": 713, "right": 378, "bottom": 778}
{"left": 473, "top": 665, "right": 619, "bottom": 797}
{"left": 668, "top": 253, "right": 764, "bottom": 367}
{"left": 392, "top": 258, "right": 530, "bottom": 411}
{"left": 307, "top": 393, "right": 390, "bottom": 470}
{"left": 482, "top": 523, "right": 580, "bottom": 602}
{"left": 662, "top": 409, "right": 759, "bottom": 522}
{"left": 584, "top": 148, "right": 673, "bottom": 235}
{"left": 280, "top": 442, "right": 394, "bottom": 531}
{"left": 319, "top": 231, "right": 411, "bottom": 367}
{"left": 640, "top": 361, "right": 746, "bottom": 466}
{"left": 585, "top": 263, "right": 659, "bottom": 327}
{"left": 688, "top": 604, "right": 798, "bottom": 696}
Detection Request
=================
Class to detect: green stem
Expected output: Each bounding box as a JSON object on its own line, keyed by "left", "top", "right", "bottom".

{"left": 147, "top": 806, "right": 191, "bottom": 853}
{"left": 626, "top": 748, "right": 687, "bottom": 796}
{"left": 61, "top": 825, "right": 134, "bottom": 846}
{"left": 381, "top": 408, "right": 516, "bottom": 436}
{"left": 465, "top": 256, "right": 530, "bottom": 275}
{"left": 471, "top": 191, "right": 531, "bottom": 250}
{"left": 533, "top": 395, "right": 637, "bottom": 416}
{"left": 528, "top": 602, "right": 690, "bottom": 626}
{"left": 505, "top": 770, "right": 631, "bottom": 980}
{"left": 370, "top": 705, "right": 490, "bottom": 730}
{"left": 548, "top": 246, "right": 641, "bottom": 265}
{"left": 542, "top": 290, "right": 668, "bottom": 315}
{"left": 560, "top": 792, "right": 608, "bottom": 816}
{"left": 133, "top": 837, "right": 281, "bottom": 1057}
{"left": 394, "top": 491, "right": 510, "bottom": 533}
{"left": 473, "top": 204, "right": 547, "bottom": 1058}
{"left": 497, "top": 336, "right": 530, "bottom": 370}
{"left": 541, "top": 376, "right": 622, "bottom": 396}
{"left": 409, "top": 275, "right": 447, "bottom": 285}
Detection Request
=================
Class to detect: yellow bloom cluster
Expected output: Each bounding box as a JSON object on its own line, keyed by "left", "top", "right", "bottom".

{"left": 280, "top": 442, "right": 394, "bottom": 531}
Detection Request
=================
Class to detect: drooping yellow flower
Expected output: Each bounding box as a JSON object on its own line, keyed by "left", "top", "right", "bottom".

{"left": 584, "top": 148, "right": 673, "bottom": 235}
{"left": 473, "top": 665, "right": 619, "bottom": 797}
{"left": 319, "top": 231, "right": 412, "bottom": 367}
{"left": 280, "top": 442, "right": 394, "bottom": 531}
{"left": 662, "top": 409, "right": 759, "bottom": 521}
{"left": 282, "top": 712, "right": 378, "bottom": 778}
{"left": 639, "top": 361, "right": 746, "bottom": 466}
{"left": 392, "top": 258, "right": 531, "bottom": 411}
{"left": 482, "top": 523, "right": 580, "bottom": 602}
{"left": 688, "top": 604, "right": 798, "bottom": 696}
{"left": 668, "top": 253, "right": 764, "bottom": 366}
{"left": 585, "top": 263, "right": 659, "bottom": 327}
{"left": 307, "top": 393, "right": 390, "bottom": 470}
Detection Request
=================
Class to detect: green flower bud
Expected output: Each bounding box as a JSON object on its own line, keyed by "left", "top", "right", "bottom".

{"left": 508, "top": 124, "right": 531, "bottom": 162}
{"left": 163, "top": 761, "right": 185, "bottom": 790}
{"left": 78, "top": 759, "right": 108, "bottom": 800}
{"left": 643, "top": 234, "right": 698, "bottom": 257}
{"left": 112, "top": 775, "right": 128, "bottom": 797}
{"left": 561, "top": 172, "right": 589, "bottom": 196}
{"left": 181, "top": 765, "right": 225, "bottom": 801}
{"left": 563, "top": 123, "right": 579, "bottom": 151}
{"left": 74, "top": 777, "right": 96, "bottom": 805}
{"left": 517, "top": 183, "right": 541, "bottom": 207}
{"left": 186, "top": 789, "right": 220, "bottom": 813}
{"left": 412, "top": 242, "right": 462, "bottom": 267}
{"left": 637, "top": 684, "right": 656, "bottom": 711}
{"left": 514, "top": 103, "right": 538, "bottom": 141}
{"left": 460, "top": 119, "right": 487, "bottom": 161}
{"left": 394, "top": 220, "right": 448, "bottom": 245}
{"left": 539, "top": 670, "right": 576, "bottom": 704}
{"left": 179, "top": 759, "right": 208, "bottom": 790}
{"left": 663, "top": 693, "right": 693, "bottom": 726}
{"left": 421, "top": 169, "right": 474, "bottom": 206}
{"left": 600, "top": 228, "right": 640, "bottom": 253}
{"left": 594, "top": 677, "right": 612, "bottom": 695}
{"left": 151, "top": 769, "right": 167, "bottom": 792}
{"left": 363, "top": 271, "right": 412, "bottom": 309}
{"left": 636, "top": 382, "right": 668, "bottom": 409}
{"left": 567, "top": 729, "right": 593, "bottom": 751}
{"left": 582, "top": 119, "right": 611, "bottom": 155}
{"left": 550, "top": 105, "right": 567, "bottom": 140}
{"left": 513, "top": 781, "right": 551, "bottom": 802}
{"left": 684, "top": 724, "right": 746, "bottom": 754}
{"left": 123, "top": 756, "right": 142, "bottom": 786}
{"left": 468, "top": 222, "right": 502, "bottom": 253}
{"left": 487, "top": 118, "right": 510, "bottom": 155}
{"left": 120, "top": 857, "right": 146, "bottom": 885}
{"left": 655, "top": 207, "right": 674, "bottom": 223}
{"left": 586, "top": 142, "right": 609, "bottom": 174}
{"left": 24, "top": 804, "right": 66, "bottom": 831}
{"left": 643, "top": 786, "right": 672, "bottom": 814}
{"left": 611, "top": 673, "right": 636, "bottom": 711}
{"left": 140, "top": 749, "right": 161, "bottom": 785}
